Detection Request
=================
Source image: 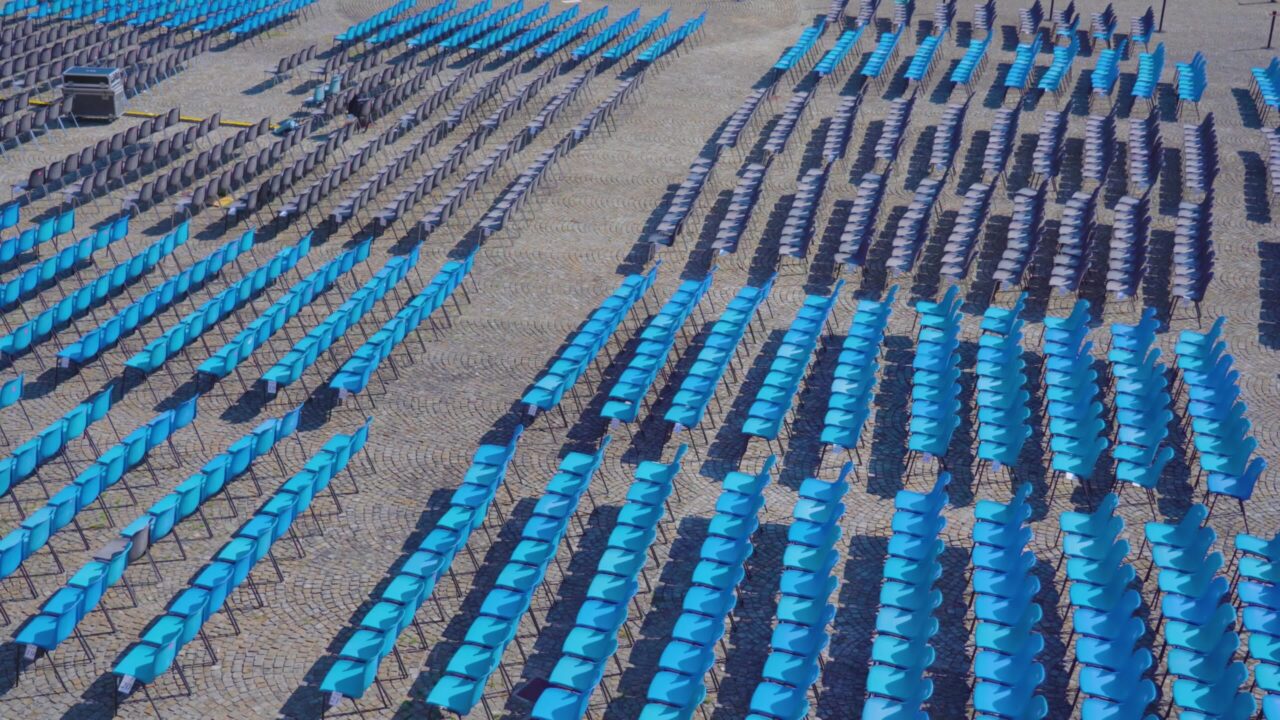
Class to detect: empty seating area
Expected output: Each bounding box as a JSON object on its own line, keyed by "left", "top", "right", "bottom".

{"left": 0, "top": 0, "right": 1271, "bottom": 718}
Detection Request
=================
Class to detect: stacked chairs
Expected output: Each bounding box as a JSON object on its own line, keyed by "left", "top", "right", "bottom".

{"left": 531, "top": 446, "right": 686, "bottom": 719}
{"left": 1018, "top": 0, "right": 1042, "bottom": 35}
{"left": 939, "top": 183, "right": 993, "bottom": 282}
{"left": 334, "top": 0, "right": 414, "bottom": 44}
{"left": 1130, "top": 6, "right": 1155, "bottom": 48}
{"left": 970, "top": 484, "right": 1046, "bottom": 719}
{"left": 773, "top": 23, "right": 824, "bottom": 73}
{"left": 426, "top": 438, "right": 611, "bottom": 716}
{"left": 503, "top": 5, "right": 579, "bottom": 55}
{"left": 0, "top": 212, "right": 103, "bottom": 314}
{"left": 973, "top": 0, "right": 996, "bottom": 36}
{"left": 57, "top": 226, "right": 248, "bottom": 369}
{"left": 820, "top": 285, "right": 895, "bottom": 454}
{"left": 1251, "top": 57, "right": 1280, "bottom": 123}
{"left": 332, "top": 253, "right": 475, "bottom": 400}
{"left": 1108, "top": 310, "right": 1174, "bottom": 490}
{"left": 1091, "top": 38, "right": 1127, "bottom": 104}
{"left": 1132, "top": 43, "right": 1164, "bottom": 107}
{"left": 1146, "top": 512, "right": 1255, "bottom": 718}
{"left": 0, "top": 221, "right": 184, "bottom": 361}
{"left": 742, "top": 283, "right": 842, "bottom": 441}
{"left": 1042, "top": 300, "right": 1108, "bottom": 484}
{"left": 637, "top": 9, "right": 705, "bottom": 63}
{"left": 322, "top": 428, "right": 521, "bottom": 706}
{"left": 665, "top": 276, "right": 775, "bottom": 433}
{"left": 15, "top": 407, "right": 301, "bottom": 674}
{"left": 1090, "top": 3, "right": 1116, "bottom": 46}
{"left": 875, "top": 96, "right": 915, "bottom": 169}
{"left": 929, "top": 101, "right": 967, "bottom": 176}
{"left": 860, "top": 28, "right": 903, "bottom": 88}
{"left": 1004, "top": 32, "right": 1043, "bottom": 95}
{"left": 601, "top": 8, "right": 669, "bottom": 61}
{"left": 779, "top": 168, "right": 827, "bottom": 260}
{"left": 1182, "top": 113, "right": 1218, "bottom": 197}
{"left": 1107, "top": 195, "right": 1150, "bottom": 300}
{"left": 1174, "top": 319, "right": 1264, "bottom": 515}
{"left": 905, "top": 25, "right": 946, "bottom": 88}
{"left": 1031, "top": 110, "right": 1068, "bottom": 186}
{"left": 1171, "top": 191, "right": 1215, "bottom": 321}
{"left": 764, "top": 91, "right": 813, "bottom": 158}
{"left": 199, "top": 241, "right": 369, "bottom": 382}
{"left": 950, "top": 32, "right": 991, "bottom": 90}
{"left": 1048, "top": 189, "right": 1098, "bottom": 295}
{"left": 364, "top": 0, "right": 458, "bottom": 46}
{"left": 1038, "top": 31, "right": 1078, "bottom": 98}
{"left": 815, "top": 28, "right": 863, "bottom": 78}
{"left": 522, "top": 266, "right": 657, "bottom": 415}
{"left": 5, "top": 402, "right": 194, "bottom": 625}
{"left": 1128, "top": 110, "right": 1162, "bottom": 193}
{"left": 261, "top": 248, "right": 420, "bottom": 394}
{"left": 712, "top": 163, "right": 768, "bottom": 255}
{"left": 835, "top": 172, "right": 886, "bottom": 271}
{"left": 1235, "top": 531, "right": 1280, "bottom": 716}
{"left": 886, "top": 177, "right": 942, "bottom": 275}
{"left": 822, "top": 95, "right": 861, "bottom": 165}
{"left": 1083, "top": 114, "right": 1115, "bottom": 184}
{"left": 862, "top": 472, "right": 950, "bottom": 717}
{"left": 1059, "top": 496, "right": 1156, "bottom": 717}
{"left": 112, "top": 418, "right": 366, "bottom": 696}
{"left": 535, "top": 5, "right": 607, "bottom": 58}
{"left": 601, "top": 273, "right": 713, "bottom": 424}
{"left": 650, "top": 157, "right": 714, "bottom": 245}
{"left": 1175, "top": 51, "right": 1207, "bottom": 116}
{"left": 640, "top": 458, "right": 774, "bottom": 719}
{"left": 569, "top": 5, "right": 635, "bottom": 59}
{"left": 991, "top": 184, "right": 1046, "bottom": 292}
{"left": 855, "top": 0, "right": 880, "bottom": 27}
{"left": 974, "top": 294, "right": 1031, "bottom": 476}
{"left": 745, "top": 464, "right": 851, "bottom": 720}
{"left": 0, "top": 385, "right": 114, "bottom": 499}
{"left": 906, "top": 288, "right": 962, "bottom": 464}
{"left": 716, "top": 89, "right": 762, "bottom": 151}
{"left": 470, "top": 3, "right": 554, "bottom": 53}
{"left": 124, "top": 236, "right": 310, "bottom": 377}
{"left": 983, "top": 107, "right": 1019, "bottom": 180}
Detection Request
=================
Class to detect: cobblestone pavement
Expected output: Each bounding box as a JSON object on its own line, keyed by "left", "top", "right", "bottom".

{"left": 0, "top": 0, "right": 1275, "bottom": 718}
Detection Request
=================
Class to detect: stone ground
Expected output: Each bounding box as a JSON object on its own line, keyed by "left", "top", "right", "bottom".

{"left": 0, "top": 0, "right": 1275, "bottom": 718}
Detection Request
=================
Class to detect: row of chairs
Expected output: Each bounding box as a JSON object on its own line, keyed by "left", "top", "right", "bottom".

{"left": 974, "top": 294, "right": 1031, "bottom": 472}
{"left": 763, "top": 90, "right": 812, "bottom": 157}
{"left": 1236, "top": 531, "right": 1280, "bottom": 717}
{"left": 199, "top": 240, "right": 370, "bottom": 381}
{"left": 122, "top": 37, "right": 211, "bottom": 100}
{"left": 502, "top": 4, "right": 579, "bottom": 55}
{"left": 1083, "top": 113, "right": 1115, "bottom": 183}
{"left": 820, "top": 285, "right": 894, "bottom": 450}
{"left": 1048, "top": 189, "right": 1097, "bottom": 295}
{"left": 665, "top": 276, "right": 775, "bottom": 431}
{"left": 601, "top": 7, "right": 668, "bottom": 61}
{"left": 469, "top": 2, "right": 550, "bottom": 53}
{"left": 834, "top": 172, "right": 885, "bottom": 269}
{"left": 1059, "top": 496, "right": 1155, "bottom": 718}
{"left": 0, "top": 221, "right": 186, "bottom": 360}
{"left": 1107, "top": 194, "right": 1149, "bottom": 301}
{"left": 123, "top": 235, "right": 310, "bottom": 376}
{"left": 251, "top": 123, "right": 353, "bottom": 221}
{"left": 905, "top": 25, "right": 945, "bottom": 86}
{"left": 4, "top": 396, "right": 197, "bottom": 631}
{"left": 1251, "top": 56, "right": 1280, "bottom": 123}
{"left": 939, "top": 182, "right": 992, "bottom": 281}
{"left": 640, "top": 458, "right": 774, "bottom": 719}
{"left": 570, "top": 6, "right": 635, "bottom": 60}
{"left": 261, "top": 247, "right": 419, "bottom": 393}
{"left": 982, "top": 106, "right": 1018, "bottom": 180}
{"left": 332, "top": 251, "right": 475, "bottom": 398}
{"left": 929, "top": 101, "right": 966, "bottom": 176}
{"left": 715, "top": 88, "right": 768, "bottom": 152}
{"left": 427, "top": 438, "right": 612, "bottom": 715}
{"left": 1128, "top": 110, "right": 1162, "bottom": 193}
{"left": 1132, "top": 42, "right": 1165, "bottom": 105}
{"left": 535, "top": 5, "right": 608, "bottom": 58}
{"left": 649, "top": 156, "right": 713, "bottom": 246}
{"left": 821, "top": 95, "right": 860, "bottom": 165}
{"left": 778, "top": 167, "right": 826, "bottom": 259}
{"left": 1171, "top": 191, "right": 1214, "bottom": 316}
{"left": 263, "top": 44, "right": 316, "bottom": 86}
{"left": 1175, "top": 51, "right": 1207, "bottom": 115}
{"left": 1090, "top": 2, "right": 1116, "bottom": 44}
{"left": 874, "top": 96, "right": 914, "bottom": 168}
{"left": 773, "top": 23, "right": 824, "bottom": 73}
{"left": 112, "top": 412, "right": 359, "bottom": 694}
{"left": 1043, "top": 300, "right": 1109, "bottom": 482}
{"left": 1182, "top": 113, "right": 1217, "bottom": 197}
{"left": 334, "top": 0, "right": 413, "bottom": 43}
{"left": 814, "top": 27, "right": 862, "bottom": 77}
{"left": 950, "top": 31, "right": 991, "bottom": 89}
{"left": 364, "top": 0, "right": 456, "bottom": 47}
{"left": 906, "top": 287, "right": 962, "bottom": 460}
{"left": 0, "top": 384, "right": 115, "bottom": 499}
{"left": 0, "top": 209, "right": 78, "bottom": 294}
{"left": 522, "top": 266, "right": 657, "bottom": 413}
{"left": 747, "top": 465, "right": 850, "bottom": 720}
{"left": 441, "top": 0, "right": 528, "bottom": 51}
{"left": 862, "top": 472, "right": 950, "bottom": 716}
{"left": 885, "top": 176, "right": 941, "bottom": 274}
{"left": 322, "top": 427, "right": 521, "bottom": 705}
{"left": 860, "top": 28, "right": 902, "bottom": 84}
{"left": 638, "top": 10, "right": 706, "bottom": 65}
{"left": 1091, "top": 38, "right": 1127, "bottom": 100}
{"left": 1107, "top": 310, "right": 1174, "bottom": 489}
{"left": 1004, "top": 32, "right": 1042, "bottom": 93}
{"left": 1031, "top": 110, "right": 1067, "bottom": 184}
{"left": 57, "top": 224, "right": 243, "bottom": 367}
{"left": 532, "top": 446, "right": 686, "bottom": 719}
{"left": 601, "top": 272, "right": 713, "bottom": 424}
{"left": 1038, "top": 31, "right": 1079, "bottom": 96}
{"left": 712, "top": 161, "right": 768, "bottom": 254}
{"left": 991, "top": 183, "right": 1045, "bottom": 290}
{"left": 742, "top": 283, "right": 841, "bottom": 440}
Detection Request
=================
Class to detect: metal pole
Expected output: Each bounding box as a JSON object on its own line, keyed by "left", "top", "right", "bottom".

{"left": 1158, "top": 0, "right": 1167, "bottom": 31}
{"left": 1271, "top": 12, "right": 1278, "bottom": 50}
